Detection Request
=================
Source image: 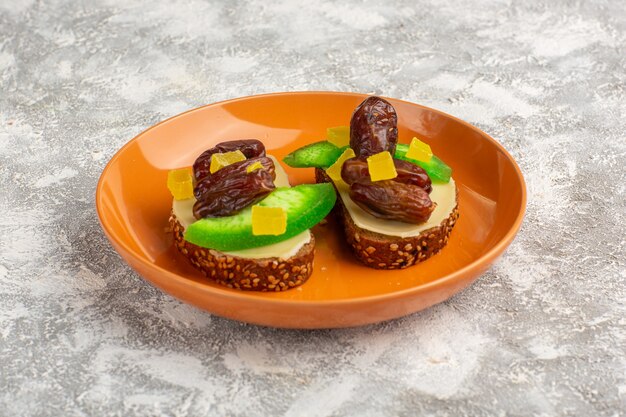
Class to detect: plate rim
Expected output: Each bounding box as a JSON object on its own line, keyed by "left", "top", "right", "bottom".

{"left": 96, "top": 90, "right": 527, "bottom": 307}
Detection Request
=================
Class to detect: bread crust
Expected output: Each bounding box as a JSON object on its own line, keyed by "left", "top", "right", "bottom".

{"left": 315, "top": 168, "right": 458, "bottom": 269}
{"left": 170, "top": 213, "right": 314, "bottom": 291}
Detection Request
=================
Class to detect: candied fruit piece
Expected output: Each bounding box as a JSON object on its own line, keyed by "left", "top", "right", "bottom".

{"left": 395, "top": 143, "right": 451, "bottom": 183}
{"left": 405, "top": 137, "right": 433, "bottom": 163}
{"left": 251, "top": 206, "right": 287, "bottom": 236}
{"left": 246, "top": 161, "right": 264, "bottom": 173}
{"left": 167, "top": 168, "right": 194, "bottom": 200}
{"left": 326, "top": 126, "right": 350, "bottom": 148}
{"left": 325, "top": 148, "right": 356, "bottom": 185}
{"left": 366, "top": 151, "right": 397, "bottom": 182}
{"left": 210, "top": 150, "right": 246, "bottom": 173}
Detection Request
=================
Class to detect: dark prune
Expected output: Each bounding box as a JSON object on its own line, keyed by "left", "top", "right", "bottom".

{"left": 350, "top": 96, "right": 398, "bottom": 158}
{"left": 193, "top": 168, "right": 275, "bottom": 219}
{"left": 349, "top": 180, "right": 435, "bottom": 224}
{"left": 194, "top": 157, "right": 275, "bottom": 201}
{"left": 341, "top": 157, "right": 432, "bottom": 193}
{"left": 193, "top": 139, "right": 266, "bottom": 181}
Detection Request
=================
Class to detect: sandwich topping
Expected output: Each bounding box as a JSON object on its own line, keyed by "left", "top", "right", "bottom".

{"left": 336, "top": 96, "right": 436, "bottom": 224}
{"left": 192, "top": 139, "right": 276, "bottom": 219}
{"left": 168, "top": 140, "right": 336, "bottom": 258}
{"left": 282, "top": 95, "right": 457, "bottom": 236}
{"left": 335, "top": 177, "right": 457, "bottom": 238}
{"left": 278, "top": 95, "right": 459, "bottom": 271}
{"left": 172, "top": 155, "right": 313, "bottom": 259}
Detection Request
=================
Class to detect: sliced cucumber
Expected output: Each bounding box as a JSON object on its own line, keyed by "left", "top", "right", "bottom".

{"left": 283, "top": 141, "right": 347, "bottom": 169}
{"left": 184, "top": 183, "right": 337, "bottom": 251}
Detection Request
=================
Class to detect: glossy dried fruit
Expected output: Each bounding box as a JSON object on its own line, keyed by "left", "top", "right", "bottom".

{"left": 349, "top": 180, "right": 435, "bottom": 224}
{"left": 350, "top": 96, "right": 398, "bottom": 158}
{"left": 193, "top": 139, "right": 266, "bottom": 181}
{"left": 194, "top": 157, "right": 276, "bottom": 201}
{"left": 341, "top": 158, "right": 432, "bottom": 193}
{"left": 193, "top": 168, "right": 275, "bottom": 219}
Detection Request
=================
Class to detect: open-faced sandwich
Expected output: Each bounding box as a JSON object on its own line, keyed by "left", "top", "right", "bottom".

{"left": 167, "top": 140, "right": 336, "bottom": 291}
{"left": 284, "top": 96, "right": 459, "bottom": 269}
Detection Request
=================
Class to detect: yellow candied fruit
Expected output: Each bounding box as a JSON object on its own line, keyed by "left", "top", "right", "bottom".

{"left": 210, "top": 150, "right": 246, "bottom": 173}
{"left": 405, "top": 137, "right": 433, "bottom": 162}
{"left": 246, "top": 161, "right": 264, "bottom": 173}
{"left": 367, "top": 151, "right": 397, "bottom": 182}
{"left": 251, "top": 206, "right": 287, "bottom": 236}
{"left": 326, "top": 126, "right": 350, "bottom": 148}
{"left": 167, "top": 168, "right": 194, "bottom": 200}
{"left": 325, "top": 147, "right": 356, "bottom": 185}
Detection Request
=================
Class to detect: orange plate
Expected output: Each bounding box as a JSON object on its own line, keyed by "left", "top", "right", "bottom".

{"left": 96, "top": 92, "right": 526, "bottom": 329}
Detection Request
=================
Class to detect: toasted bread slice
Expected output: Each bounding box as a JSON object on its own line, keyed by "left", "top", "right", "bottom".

{"left": 315, "top": 168, "right": 458, "bottom": 269}
{"left": 170, "top": 213, "right": 314, "bottom": 291}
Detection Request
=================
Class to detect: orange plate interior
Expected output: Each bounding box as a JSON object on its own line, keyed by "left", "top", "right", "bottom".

{"left": 96, "top": 92, "right": 526, "bottom": 329}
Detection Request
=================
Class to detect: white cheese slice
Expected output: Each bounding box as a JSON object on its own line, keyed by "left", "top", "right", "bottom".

{"left": 334, "top": 177, "right": 457, "bottom": 238}
{"left": 221, "top": 230, "right": 311, "bottom": 259}
{"left": 172, "top": 155, "right": 312, "bottom": 260}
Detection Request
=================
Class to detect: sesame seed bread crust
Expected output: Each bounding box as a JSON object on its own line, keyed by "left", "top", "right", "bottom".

{"left": 315, "top": 168, "right": 459, "bottom": 270}
{"left": 170, "top": 213, "right": 314, "bottom": 291}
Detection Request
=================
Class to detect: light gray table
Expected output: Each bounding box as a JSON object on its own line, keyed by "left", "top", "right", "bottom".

{"left": 1, "top": 1, "right": 624, "bottom": 416}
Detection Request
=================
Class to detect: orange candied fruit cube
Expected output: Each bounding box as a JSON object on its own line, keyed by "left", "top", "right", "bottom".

{"left": 167, "top": 168, "right": 194, "bottom": 200}
{"left": 367, "top": 151, "right": 397, "bottom": 182}
{"left": 325, "top": 147, "right": 356, "bottom": 185}
{"left": 326, "top": 126, "right": 350, "bottom": 148}
{"left": 405, "top": 137, "right": 433, "bottom": 163}
{"left": 210, "top": 150, "right": 246, "bottom": 173}
{"left": 251, "top": 206, "right": 287, "bottom": 236}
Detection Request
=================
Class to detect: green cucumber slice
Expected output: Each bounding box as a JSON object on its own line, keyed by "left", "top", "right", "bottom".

{"left": 184, "top": 183, "right": 337, "bottom": 251}
{"left": 394, "top": 143, "right": 452, "bottom": 183}
{"left": 283, "top": 141, "right": 347, "bottom": 168}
